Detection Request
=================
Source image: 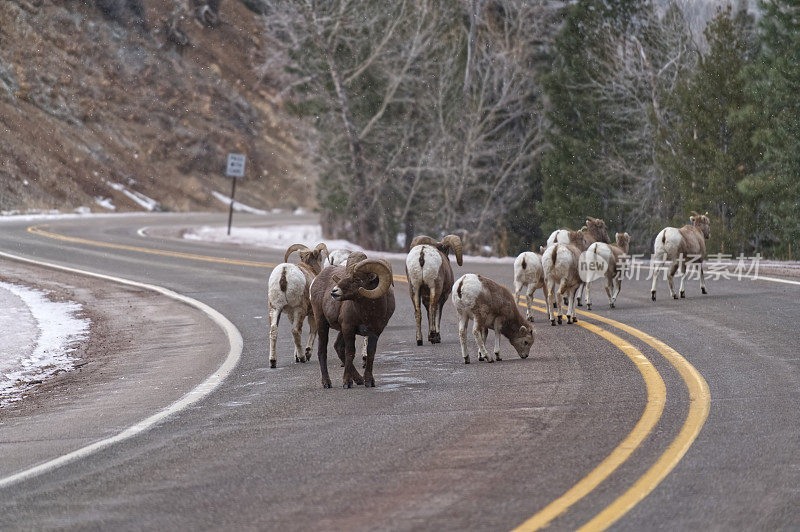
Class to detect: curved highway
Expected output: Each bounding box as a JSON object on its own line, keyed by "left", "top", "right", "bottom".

{"left": 0, "top": 213, "right": 797, "bottom": 530}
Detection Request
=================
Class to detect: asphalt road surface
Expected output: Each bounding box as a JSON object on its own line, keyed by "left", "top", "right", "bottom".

{"left": 0, "top": 213, "right": 798, "bottom": 531}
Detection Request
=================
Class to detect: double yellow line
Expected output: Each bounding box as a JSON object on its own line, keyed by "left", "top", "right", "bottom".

{"left": 27, "top": 223, "right": 709, "bottom": 530}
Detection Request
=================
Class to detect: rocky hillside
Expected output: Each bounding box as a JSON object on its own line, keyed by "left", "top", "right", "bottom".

{"left": 0, "top": 0, "right": 313, "bottom": 214}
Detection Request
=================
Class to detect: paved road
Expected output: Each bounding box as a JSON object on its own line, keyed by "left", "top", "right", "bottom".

{"left": 0, "top": 213, "right": 798, "bottom": 530}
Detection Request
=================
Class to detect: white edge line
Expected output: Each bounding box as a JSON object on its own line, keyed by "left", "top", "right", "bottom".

{"left": 748, "top": 274, "right": 800, "bottom": 287}
{"left": 0, "top": 251, "right": 244, "bottom": 489}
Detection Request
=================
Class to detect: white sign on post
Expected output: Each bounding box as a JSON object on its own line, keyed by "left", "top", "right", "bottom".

{"left": 226, "top": 153, "right": 246, "bottom": 178}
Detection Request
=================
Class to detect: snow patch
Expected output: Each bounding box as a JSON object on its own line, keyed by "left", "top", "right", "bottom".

{"left": 0, "top": 282, "right": 90, "bottom": 407}
{"left": 94, "top": 196, "right": 116, "bottom": 211}
{"left": 105, "top": 180, "right": 160, "bottom": 211}
{"left": 211, "top": 191, "right": 268, "bottom": 215}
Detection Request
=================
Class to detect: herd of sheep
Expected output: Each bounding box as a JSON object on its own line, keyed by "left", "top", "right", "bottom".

{"left": 267, "top": 211, "right": 712, "bottom": 388}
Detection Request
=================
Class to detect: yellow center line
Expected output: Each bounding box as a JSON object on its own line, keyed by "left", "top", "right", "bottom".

{"left": 511, "top": 303, "right": 665, "bottom": 531}
{"left": 523, "top": 298, "right": 710, "bottom": 531}
{"left": 28, "top": 223, "right": 703, "bottom": 530}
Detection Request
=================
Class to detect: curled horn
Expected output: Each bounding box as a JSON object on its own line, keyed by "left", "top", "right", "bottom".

{"left": 586, "top": 216, "right": 598, "bottom": 223}
{"left": 314, "top": 242, "right": 329, "bottom": 259}
{"left": 345, "top": 251, "right": 368, "bottom": 275}
{"left": 440, "top": 234, "right": 463, "bottom": 266}
{"left": 354, "top": 259, "right": 393, "bottom": 299}
{"left": 690, "top": 210, "right": 700, "bottom": 218}
{"left": 284, "top": 243, "right": 309, "bottom": 263}
{"left": 409, "top": 235, "right": 439, "bottom": 248}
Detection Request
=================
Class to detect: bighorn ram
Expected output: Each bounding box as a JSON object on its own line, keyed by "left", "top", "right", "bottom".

{"left": 513, "top": 251, "right": 545, "bottom": 322}
{"left": 267, "top": 243, "right": 328, "bottom": 368}
{"left": 310, "top": 252, "right": 395, "bottom": 388}
{"left": 585, "top": 232, "right": 631, "bottom": 310}
{"left": 542, "top": 243, "right": 582, "bottom": 325}
{"left": 651, "top": 212, "right": 711, "bottom": 301}
{"left": 405, "top": 234, "right": 463, "bottom": 345}
{"left": 451, "top": 274, "right": 534, "bottom": 364}
{"left": 546, "top": 217, "right": 610, "bottom": 306}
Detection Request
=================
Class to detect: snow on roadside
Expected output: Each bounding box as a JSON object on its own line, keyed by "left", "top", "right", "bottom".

{"left": 211, "top": 191, "right": 268, "bottom": 215}
{"left": 0, "top": 282, "right": 90, "bottom": 407}
{"left": 105, "top": 180, "right": 160, "bottom": 211}
{"left": 182, "top": 224, "right": 516, "bottom": 264}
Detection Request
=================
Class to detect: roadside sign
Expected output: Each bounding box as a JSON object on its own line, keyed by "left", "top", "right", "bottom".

{"left": 226, "top": 153, "right": 246, "bottom": 178}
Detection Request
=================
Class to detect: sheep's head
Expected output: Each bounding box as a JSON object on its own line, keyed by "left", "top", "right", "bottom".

{"left": 509, "top": 324, "right": 534, "bottom": 359}
{"left": 330, "top": 253, "right": 393, "bottom": 301}
{"left": 690, "top": 211, "right": 711, "bottom": 239}
{"left": 585, "top": 217, "right": 610, "bottom": 243}
{"left": 285, "top": 243, "right": 329, "bottom": 273}
{"left": 615, "top": 232, "right": 631, "bottom": 253}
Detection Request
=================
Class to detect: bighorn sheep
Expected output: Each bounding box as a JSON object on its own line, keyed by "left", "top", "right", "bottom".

{"left": 546, "top": 217, "right": 610, "bottom": 307}
{"left": 310, "top": 252, "right": 395, "bottom": 388}
{"left": 451, "top": 274, "right": 534, "bottom": 364}
{"left": 651, "top": 212, "right": 711, "bottom": 301}
{"left": 267, "top": 243, "right": 328, "bottom": 368}
{"left": 585, "top": 232, "right": 631, "bottom": 310}
{"left": 513, "top": 251, "right": 545, "bottom": 322}
{"left": 405, "top": 234, "right": 463, "bottom": 345}
{"left": 542, "top": 243, "right": 582, "bottom": 325}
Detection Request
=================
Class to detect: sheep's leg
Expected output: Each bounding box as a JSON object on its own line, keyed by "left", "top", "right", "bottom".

{"left": 650, "top": 253, "right": 662, "bottom": 301}
{"left": 458, "top": 315, "right": 471, "bottom": 364}
{"left": 585, "top": 280, "right": 593, "bottom": 311}
{"left": 576, "top": 282, "right": 584, "bottom": 307}
{"left": 304, "top": 312, "right": 317, "bottom": 362}
{"left": 413, "top": 286, "right": 423, "bottom": 346}
{"left": 678, "top": 262, "right": 688, "bottom": 298}
{"left": 342, "top": 330, "right": 364, "bottom": 389}
{"left": 427, "top": 287, "right": 440, "bottom": 344}
{"left": 436, "top": 297, "right": 447, "bottom": 340}
{"left": 557, "top": 280, "right": 567, "bottom": 325}
{"left": 525, "top": 284, "right": 536, "bottom": 322}
{"left": 317, "top": 321, "right": 332, "bottom": 388}
{"left": 668, "top": 261, "right": 679, "bottom": 299}
{"left": 612, "top": 275, "right": 622, "bottom": 306}
{"left": 700, "top": 262, "right": 708, "bottom": 294}
{"left": 604, "top": 276, "right": 614, "bottom": 308}
{"left": 268, "top": 305, "right": 281, "bottom": 369}
{"left": 363, "top": 335, "right": 378, "bottom": 387}
{"left": 361, "top": 336, "right": 368, "bottom": 368}
{"left": 334, "top": 331, "right": 346, "bottom": 367}
{"left": 546, "top": 279, "right": 556, "bottom": 326}
{"left": 473, "top": 322, "right": 492, "bottom": 362}
{"left": 493, "top": 318, "right": 502, "bottom": 361}
{"left": 567, "top": 285, "right": 579, "bottom": 323}
{"left": 291, "top": 309, "right": 304, "bottom": 363}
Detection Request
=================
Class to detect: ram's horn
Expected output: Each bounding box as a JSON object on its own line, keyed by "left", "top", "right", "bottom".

{"left": 314, "top": 242, "right": 329, "bottom": 258}
{"left": 284, "top": 243, "right": 309, "bottom": 263}
{"left": 354, "top": 259, "right": 393, "bottom": 299}
{"left": 440, "top": 234, "right": 463, "bottom": 266}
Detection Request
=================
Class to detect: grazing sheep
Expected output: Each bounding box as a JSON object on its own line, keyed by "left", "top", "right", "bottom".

{"left": 310, "top": 252, "right": 395, "bottom": 388}
{"left": 542, "top": 243, "right": 582, "bottom": 325}
{"left": 513, "top": 251, "right": 545, "bottom": 322}
{"left": 451, "top": 274, "right": 534, "bottom": 364}
{"left": 267, "top": 243, "right": 328, "bottom": 368}
{"left": 405, "top": 234, "right": 463, "bottom": 345}
{"left": 651, "top": 212, "right": 711, "bottom": 301}
{"left": 584, "top": 232, "right": 631, "bottom": 310}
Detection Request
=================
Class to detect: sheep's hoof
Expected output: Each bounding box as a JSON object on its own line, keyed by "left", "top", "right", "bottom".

{"left": 550, "top": 320, "right": 556, "bottom": 326}
{"left": 429, "top": 332, "right": 441, "bottom": 344}
{"left": 610, "top": 303, "right": 615, "bottom": 309}
{"left": 343, "top": 380, "right": 353, "bottom": 389}
{"left": 322, "top": 378, "right": 332, "bottom": 388}
{"left": 417, "top": 339, "right": 423, "bottom": 346}
{"left": 572, "top": 316, "right": 578, "bottom": 323}
{"left": 702, "top": 287, "right": 708, "bottom": 294}
{"left": 651, "top": 291, "right": 656, "bottom": 301}
{"left": 269, "top": 359, "right": 276, "bottom": 368}
{"left": 680, "top": 291, "right": 685, "bottom": 299}
{"left": 364, "top": 378, "right": 375, "bottom": 388}
{"left": 552, "top": 302, "right": 557, "bottom": 309}
{"left": 577, "top": 301, "right": 583, "bottom": 307}
{"left": 557, "top": 315, "right": 562, "bottom": 325}
{"left": 478, "top": 354, "right": 485, "bottom": 361}
{"left": 587, "top": 303, "right": 592, "bottom": 311}
{"left": 464, "top": 356, "right": 470, "bottom": 364}
{"left": 495, "top": 353, "right": 502, "bottom": 361}
{"left": 672, "top": 294, "right": 678, "bottom": 300}
{"left": 485, "top": 357, "right": 494, "bottom": 363}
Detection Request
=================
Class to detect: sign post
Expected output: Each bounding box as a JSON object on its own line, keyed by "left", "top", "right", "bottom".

{"left": 225, "top": 153, "right": 246, "bottom": 236}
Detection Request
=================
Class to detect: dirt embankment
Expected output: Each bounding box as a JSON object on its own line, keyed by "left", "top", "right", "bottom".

{"left": 0, "top": 0, "right": 313, "bottom": 214}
